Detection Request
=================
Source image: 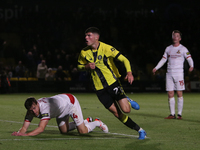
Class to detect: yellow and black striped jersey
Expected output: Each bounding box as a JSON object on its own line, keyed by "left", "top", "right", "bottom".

{"left": 78, "top": 41, "right": 131, "bottom": 90}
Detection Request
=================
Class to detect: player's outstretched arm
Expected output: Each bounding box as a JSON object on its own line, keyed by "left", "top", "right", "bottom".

{"left": 12, "top": 120, "right": 49, "bottom": 136}
{"left": 11, "top": 121, "right": 30, "bottom": 136}
{"left": 26, "top": 120, "right": 49, "bottom": 136}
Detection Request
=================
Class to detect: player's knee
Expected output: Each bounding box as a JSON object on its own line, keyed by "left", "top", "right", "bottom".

{"left": 120, "top": 103, "right": 131, "bottom": 113}
{"left": 60, "top": 130, "right": 68, "bottom": 134}
{"left": 78, "top": 129, "right": 88, "bottom": 134}
{"left": 122, "top": 109, "right": 130, "bottom": 114}
{"left": 113, "top": 112, "right": 120, "bottom": 118}
{"left": 77, "top": 125, "right": 89, "bottom": 134}
{"left": 177, "top": 91, "right": 183, "bottom": 97}
{"left": 124, "top": 110, "right": 131, "bottom": 113}
{"left": 123, "top": 106, "right": 131, "bottom": 113}
{"left": 113, "top": 112, "right": 124, "bottom": 119}
{"left": 168, "top": 91, "right": 174, "bottom": 98}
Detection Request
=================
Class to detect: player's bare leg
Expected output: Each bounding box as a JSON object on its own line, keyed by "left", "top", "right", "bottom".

{"left": 108, "top": 102, "right": 124, "bottom": 118}
{"left": 57, "top": 115, "right": 81, "bottom": 134}
{"left": 117, "top": 79, "right": 140, "bottom": 110}
{"left": 177, "top": 91, "right": 183, "bottom": 97}
{"left": 108, "top": 102, "right": 146, "bottom": 139}
{"left": 58, "top": 117, "right": 70, "bottom": 134}
{"left": 168, "top": 91, "right": 174, "bottom": 98}
{"left": 177, "top": 91, "right": 183, "bottom": 119}
{"left": 118, "top": 98, "right": 131, "bottom": 113}
{"left": 76, "top": 122, "right": 89, "bottom": 134}
{"left": 165, "top": 91, "right": 176, "bottom": 119}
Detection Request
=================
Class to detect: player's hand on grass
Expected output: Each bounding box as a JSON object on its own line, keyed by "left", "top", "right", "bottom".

{"left": 189, "top": 67, "right": 193, "bottom": 72}
{"left": 125, "top": 72, "right": 134, "bottom": 85}
{"left": 11, "top": 131, "right": 27, "bottom": 136}
{"left": 85, "top": 63, "right": 95, "bottom": 70}
{"left": 152, "top": 68, "right": 157, "bottom": 75}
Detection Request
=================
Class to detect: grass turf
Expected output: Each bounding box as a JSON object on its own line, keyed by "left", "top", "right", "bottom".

{"left": 0, "top": 93, "right": 200, "bottom": 150}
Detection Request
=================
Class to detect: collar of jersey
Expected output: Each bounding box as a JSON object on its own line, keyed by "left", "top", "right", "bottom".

{"left": 91, "top": 42, "right": 100, "bottom": 52}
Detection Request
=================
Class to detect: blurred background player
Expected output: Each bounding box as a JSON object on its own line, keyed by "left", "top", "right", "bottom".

{"left": 12, "top": 93, "right": 108, "bottom": 136}
{"left": 78, "top": 27, "right": 146, "bottom": 140}
{"left": 152, "top": 30, "right": 194, "bottom": 119}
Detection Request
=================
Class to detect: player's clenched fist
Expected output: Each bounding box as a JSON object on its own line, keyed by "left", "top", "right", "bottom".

{"left": 85, "top": 63, "right": 96, "bottom": 70}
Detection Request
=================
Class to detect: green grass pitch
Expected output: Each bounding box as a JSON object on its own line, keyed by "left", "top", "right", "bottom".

{"left": 0, "top": 92, "right": 200, "bottom": 150}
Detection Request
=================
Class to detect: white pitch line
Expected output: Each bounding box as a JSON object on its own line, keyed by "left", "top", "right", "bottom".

{"left": 0, "top": 137, "right": 117, "bottom": 141}
{"left": 0, "top": 119, "right": 149, "bottom": 138}
{"left": 0, "top": 119, "right": 58, "bottom": 128}
{"left": 108, "top": 132, "right": 138, "bottom": 138}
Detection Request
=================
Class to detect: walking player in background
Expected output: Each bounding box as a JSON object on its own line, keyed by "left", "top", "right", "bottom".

{"left": 78, "top": 27, "right": 146, "bottom": 140}
{"left": 152, "top": 30, "right": 194, "bottom": 119}
{"left": 12, "top": 93, "right": 108, "bottom": 136}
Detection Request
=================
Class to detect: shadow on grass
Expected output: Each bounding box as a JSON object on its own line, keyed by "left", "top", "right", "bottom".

{"left": 125, "top": 140, "right": 161, "bottom": 150}
{"left": 135, "top": 113, "right": 200, "bottom": 124}
{"left": 134, "top": 113, "right": 165, "bottom": 119}
{"left": 8, "top": 130, "right": 142, "bottom": 140}
{"left": 174, "top": 118, "right": 200, "bottom": 124}
{"left": 36, "top": 130, "right": 138, "bottom": 139}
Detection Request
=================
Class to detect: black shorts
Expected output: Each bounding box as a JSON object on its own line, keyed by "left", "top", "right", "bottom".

{"left": 96, "top": 81, "right": 126, "bottom": 109}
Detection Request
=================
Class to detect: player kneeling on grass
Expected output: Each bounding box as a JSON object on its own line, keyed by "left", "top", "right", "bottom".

{"left": 12, "top": 93, "right": 108, "bottom": 136}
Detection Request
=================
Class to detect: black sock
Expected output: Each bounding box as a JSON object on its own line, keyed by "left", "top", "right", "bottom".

{"left": 120, "top": 114, "right": 140, "bottom": 131}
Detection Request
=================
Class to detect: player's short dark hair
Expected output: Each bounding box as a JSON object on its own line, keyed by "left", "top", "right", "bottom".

{"left": 85, "top": 27, "right": 100, "bottom": 35}
{"left": 172, "top": 30, "right": 182, "bottom": 37}
{"left": 24, "top": 97, "right": 37, "bottom": 110}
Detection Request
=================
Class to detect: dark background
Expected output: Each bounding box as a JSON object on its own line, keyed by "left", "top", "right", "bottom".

{"left": 0, "top": 0, "right": 199, "bottom": 82}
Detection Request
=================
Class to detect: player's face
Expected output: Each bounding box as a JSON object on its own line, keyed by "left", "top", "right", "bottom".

{"left": 29, "top": 103, "right": 40, "bottom": 117}
{"left": 172, "top": 33, "right": 181, "bottom": 44}
{"left": 85, "top": 32, "right": 98, "bottom": 46}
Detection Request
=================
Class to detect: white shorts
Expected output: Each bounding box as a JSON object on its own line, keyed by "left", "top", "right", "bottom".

{"left": 56, "top": 95, "right": 84, "bottom": 127}
{"left": 166, "top": 73, "right": 185, "bottom": 91}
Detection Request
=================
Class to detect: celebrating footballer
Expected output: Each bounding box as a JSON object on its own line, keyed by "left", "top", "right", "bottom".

{"left": 78, "top": 27, "right": 146, "bottom": 140}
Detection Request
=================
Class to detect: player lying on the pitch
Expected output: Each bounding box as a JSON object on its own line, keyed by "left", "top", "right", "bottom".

{"left": 12, "top": 93, "right": 108, "bottom": 136}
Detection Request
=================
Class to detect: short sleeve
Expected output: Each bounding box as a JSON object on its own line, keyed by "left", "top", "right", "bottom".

{"left": 105, "top": 46, "right": 120, "bottom": 58}
{"left": 37, "top": 99, "right": 51, "bottom": 121}
{"left": 25, "top": 111, "right": 34, "bottom": 122}
{"left": 39, "top": 106, "right": 50, "bottom": 121}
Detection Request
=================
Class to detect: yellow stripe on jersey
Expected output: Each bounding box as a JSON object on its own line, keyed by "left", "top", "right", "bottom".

{"left": 78, "top": 41, "right": 132, "bottom": 90}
